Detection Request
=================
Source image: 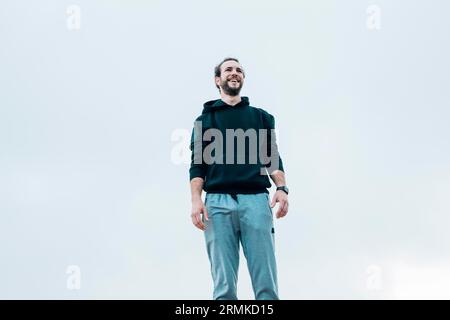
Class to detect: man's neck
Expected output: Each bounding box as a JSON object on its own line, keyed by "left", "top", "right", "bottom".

{"left": 220, "top": 94, "right": 241, "bottom": 106}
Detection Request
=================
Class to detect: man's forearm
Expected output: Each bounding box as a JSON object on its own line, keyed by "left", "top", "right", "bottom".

{"left": 269, "top": 170, "right": 286, "bottom": 187}
{"left": 190, "top": 177, "right": 204, "bottom": 201}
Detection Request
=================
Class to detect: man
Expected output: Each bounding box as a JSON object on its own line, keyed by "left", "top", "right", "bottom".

{"left": 189, "top": 57, "right": 289, "bottom": 300}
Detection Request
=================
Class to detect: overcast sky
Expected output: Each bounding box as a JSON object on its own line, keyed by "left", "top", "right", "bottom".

{"left": 1, "top": 0, "right": 450, "bottom": 299}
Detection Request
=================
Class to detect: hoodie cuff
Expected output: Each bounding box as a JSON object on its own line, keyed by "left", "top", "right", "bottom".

{"left": 189, "top": 166, "right": 206, "bottom": 181}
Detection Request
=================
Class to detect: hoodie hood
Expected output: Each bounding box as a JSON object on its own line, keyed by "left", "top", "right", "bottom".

{"left": 202, "top": 96, "right": 250, "bottom": 114}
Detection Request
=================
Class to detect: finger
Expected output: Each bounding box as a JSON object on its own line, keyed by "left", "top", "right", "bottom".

{"left": 279, "top": 200, "right": 287, "bottom": 211}
{"left": 197, "top": 219, "right": 206, "bottom": 230}
{"left": 192, "top": 213, "right": 206, "bottom": 230}
{"left": 275, "top": 205, "right": 283, "bottom": 218}
{"left": 203, "top": 206, "right": 209, "bottom": 221}
{"left": 197, "top": 214, "right": 206, "bottom": 230}
{"left": 280, "top": 202, "right": 289, "bottom": 218}
{"left": 276, "top": 201, "right": 287, "bottom": 218}
{"left": 271, "top": 196, "right": 277, "bottom": 208}
{"left": 191, "top": 213, "right": 200, "bottom": 228}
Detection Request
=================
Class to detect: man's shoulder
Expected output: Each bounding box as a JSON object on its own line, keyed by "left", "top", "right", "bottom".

{"left": 249, "top": 106, "right": 274, "bottom": 121}
{"left": 194, "top": 114, "right": 205, "bottom": 122}
{"left": 192, "top": 113, "right": 213, "bottom": 128}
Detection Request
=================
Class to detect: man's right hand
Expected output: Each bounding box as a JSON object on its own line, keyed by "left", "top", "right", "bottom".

{"left": 191, "top": 198, "right": 209, "bottom": 231}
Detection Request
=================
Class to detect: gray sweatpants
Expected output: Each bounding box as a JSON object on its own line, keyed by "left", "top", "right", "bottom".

{"left": 203, "top": 192, "right": 279, "bottom": 300}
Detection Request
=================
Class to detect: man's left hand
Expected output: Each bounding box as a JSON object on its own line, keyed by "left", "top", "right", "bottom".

{"left": 270, "top": 190, "right": 289, "bottom": 219}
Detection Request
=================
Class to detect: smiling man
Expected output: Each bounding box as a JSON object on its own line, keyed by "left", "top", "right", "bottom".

{"left": 189, "top": 57, "right": 289, "bottom": 300}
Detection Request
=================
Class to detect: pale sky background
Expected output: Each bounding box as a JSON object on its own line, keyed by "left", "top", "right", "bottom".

{"left": 1, "top": 0, "right": 449, "bottom": 299}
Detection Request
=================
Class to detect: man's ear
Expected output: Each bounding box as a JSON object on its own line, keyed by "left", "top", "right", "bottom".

{"left": 214, "top": 76, "right": 221, "bottom": 89}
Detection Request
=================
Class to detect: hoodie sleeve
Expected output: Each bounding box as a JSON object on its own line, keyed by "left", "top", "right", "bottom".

{"left": 189, "top": 118, "right": 207, "bottom": 181}
{"left": 263, "top": 112, "right": 285, "bottom": 174}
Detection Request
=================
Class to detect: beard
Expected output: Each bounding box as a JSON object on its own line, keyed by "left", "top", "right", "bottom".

{"left": 220, "top": 78, "right": 243, "bottom": 96}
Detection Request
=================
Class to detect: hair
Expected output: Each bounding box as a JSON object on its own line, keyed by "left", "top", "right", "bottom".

{"left": 214, "top": 57, "right": 244, "bottom": 90}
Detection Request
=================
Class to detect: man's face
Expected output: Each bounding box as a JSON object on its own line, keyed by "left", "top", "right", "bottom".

{"left": 216, "top": 60, "right": 245, "bottom": 96}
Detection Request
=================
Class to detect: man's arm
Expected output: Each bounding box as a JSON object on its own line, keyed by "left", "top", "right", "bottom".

{"left": 269, "top": 169, "right": 289, "bottom": 219}
{"left": 190, "top": 177, "right": 208, "bottom": 231}
{"left": 263, "top": 111, "right": 289, "bottom": 219}
{"left": 190, "top": 177, "right": 204, "bottom": 202}
{"left": 269, "top": 169, "right": 286, "bottom": 187}
{"left": 189, "top": 119, "right": 209, "bottom": 230}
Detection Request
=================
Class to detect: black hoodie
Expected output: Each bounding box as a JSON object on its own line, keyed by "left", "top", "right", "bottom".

{"left": 189, "top": 96, "right": 284, "bottom": 194}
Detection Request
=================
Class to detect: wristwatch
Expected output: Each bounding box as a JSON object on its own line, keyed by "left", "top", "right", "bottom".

{"left": 276, "top": 186, "right": 289, "bottom": 195}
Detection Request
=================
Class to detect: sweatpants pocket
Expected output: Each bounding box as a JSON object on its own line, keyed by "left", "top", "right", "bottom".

{"left": 265, "top": 193, "right": 273, "bottom": 216}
